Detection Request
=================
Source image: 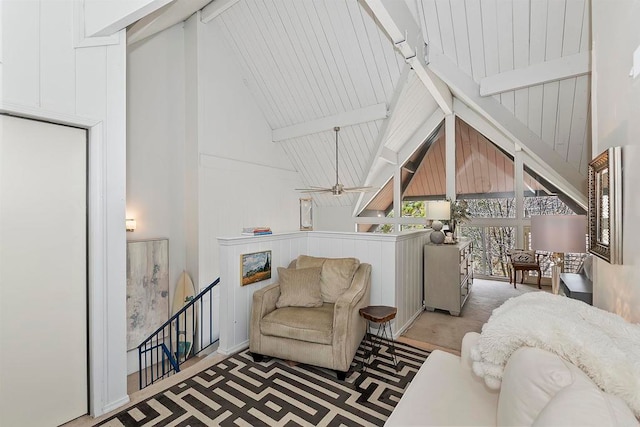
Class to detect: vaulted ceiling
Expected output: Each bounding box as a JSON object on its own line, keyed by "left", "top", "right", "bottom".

{"left": 416, "top": 0, "right": 591, "bottom": 177}
{"left": 130, "top": 0, "right": 591, "bottom": 211}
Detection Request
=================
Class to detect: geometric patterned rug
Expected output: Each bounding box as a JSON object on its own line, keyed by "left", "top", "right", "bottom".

{"left": 97, "top": 338, "right": 430, "bottom": 426}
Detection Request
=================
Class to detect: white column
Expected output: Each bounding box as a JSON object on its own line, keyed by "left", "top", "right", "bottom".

{"left": 514, "top": 146, "right": 525, "bottom": 248}
{"left": 393, "top": 162, "right": 402, "bottom": 232}
{"left": 445, "top": 114, "right": 456, "bottom": 200}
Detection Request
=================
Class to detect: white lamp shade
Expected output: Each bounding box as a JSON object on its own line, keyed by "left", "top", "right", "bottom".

{"left": 531, "top": 215, "right": 587, "bottom": 253}
{"left": 425, "top": 200, "right": 451, "bottom": 220}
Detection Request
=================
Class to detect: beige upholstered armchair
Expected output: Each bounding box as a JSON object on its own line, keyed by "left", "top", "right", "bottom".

{"left": 249, "top": 255, "right": 371, "bottom": 380}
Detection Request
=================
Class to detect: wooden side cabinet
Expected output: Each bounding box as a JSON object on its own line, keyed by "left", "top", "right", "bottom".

{"left": 424, "top": 238, "right": 473, "bottom": 316}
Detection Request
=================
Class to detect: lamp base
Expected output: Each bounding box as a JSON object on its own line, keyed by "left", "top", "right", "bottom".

{"left": 430, "top": 230, "right": 445, "bottom": 244}
{"left": 551, "top": 252, "right": 565, "bottom": 295}
{"left": 551, "top": 265, "right": 561, "bottom": 295}
{"left": 429, "top": 220, "right": 445, "bottom": 244}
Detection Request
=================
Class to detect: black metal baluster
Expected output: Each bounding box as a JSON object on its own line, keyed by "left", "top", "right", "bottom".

{"left": 137, "top": 278, "right": 220, "bottom": 390}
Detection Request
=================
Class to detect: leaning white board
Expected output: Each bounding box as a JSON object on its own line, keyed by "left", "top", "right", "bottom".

{"left": 172, "top": 271, "right": 197, "bottom": 361}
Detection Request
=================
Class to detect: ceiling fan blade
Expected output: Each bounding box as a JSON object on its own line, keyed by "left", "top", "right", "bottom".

{"left": 295, "top": 188, "right": 332, "bottom": 193}
{"left": 343, "top": 186, "right": 375, "bottom": 193}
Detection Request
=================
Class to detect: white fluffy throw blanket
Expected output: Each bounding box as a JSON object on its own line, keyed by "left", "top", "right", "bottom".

{"left": 470, "top": 292, "right": 640, "bottom": 416}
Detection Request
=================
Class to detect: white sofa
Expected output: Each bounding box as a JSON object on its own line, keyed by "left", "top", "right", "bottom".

{"left": 386, "top": 332, "right": 639, "bottom": 426}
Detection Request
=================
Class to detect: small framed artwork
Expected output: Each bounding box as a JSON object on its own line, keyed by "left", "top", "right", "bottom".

{"left": 241, "top": 250, "right": 272, "bottom": 286}
{"left": 300, "top": 198, "right": 313, "bottom": 230}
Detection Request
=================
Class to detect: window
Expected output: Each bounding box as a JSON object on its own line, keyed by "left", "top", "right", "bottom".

{"left": 460, "top": 226, "right": 515, "bottom": 278}
{"left": 523, "top": 167, "right": 585, "bottom": 218}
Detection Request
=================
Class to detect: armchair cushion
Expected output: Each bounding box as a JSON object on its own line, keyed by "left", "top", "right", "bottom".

{"left": 275, "top": 266, "right": 322, "bottom": 308}
{"left": 260, "top": 303, "right": 334, "bottom": 344}
{"left": 297, "top": 255, "right": 360, "bottom": 303}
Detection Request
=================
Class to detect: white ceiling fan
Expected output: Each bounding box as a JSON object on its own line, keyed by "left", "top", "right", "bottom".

{"left": 296, "top": 126, "right": 372, "bottom": 196}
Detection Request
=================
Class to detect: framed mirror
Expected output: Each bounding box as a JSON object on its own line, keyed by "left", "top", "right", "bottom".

{"left": 588, "top": 147, "right": 622, "bottom": 264}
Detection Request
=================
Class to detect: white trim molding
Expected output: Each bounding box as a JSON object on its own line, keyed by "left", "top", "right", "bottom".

{"left": 0, "top": 103, "right": 129, "bottom": 417}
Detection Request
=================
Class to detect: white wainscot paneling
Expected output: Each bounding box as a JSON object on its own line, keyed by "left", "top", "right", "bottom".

{"left": 217, "top": 230, "right": 428, "bottom": 353}
{"left": 394, "top": 233, "right": 430, "bottom": 335}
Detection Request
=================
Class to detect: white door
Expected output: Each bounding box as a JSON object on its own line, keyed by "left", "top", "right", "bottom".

{"left": 0, "top": 115, "right": 88, "bottom": 426}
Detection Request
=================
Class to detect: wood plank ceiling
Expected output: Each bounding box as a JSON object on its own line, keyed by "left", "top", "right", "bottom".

{"left": 415, "top": 0, "right": 591, "bottom": 175}
{"left": 212, "top": 0, "right": 405, "bottom": 207}
{"left": 203, "top": 0, "right": 590, "bottom": 208}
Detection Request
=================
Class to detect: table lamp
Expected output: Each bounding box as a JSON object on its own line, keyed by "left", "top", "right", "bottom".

{"left": 531, "top": 215, "right": 587, "bottom": 294}
{"left": 426, "top": 200, "right": 451, "bottom": 244}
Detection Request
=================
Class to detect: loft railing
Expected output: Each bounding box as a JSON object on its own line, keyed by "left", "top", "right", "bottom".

{"left": 138, "top": 278, "right": 220, "bottom": 390}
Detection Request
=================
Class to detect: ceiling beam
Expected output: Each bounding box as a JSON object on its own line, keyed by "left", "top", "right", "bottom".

{"left": 354, "top": 108, "right": 445, "bottom": 215}
{"left": 271, "top": 103, "right": 388, "bottom": 142}
{"left": 453, "top": 99, "right": 516, "bottom": 157}
{"left": 128, "top": 0, "right": 212, "bottom": 45}
{"left": 380, "top": 147, "right": 398, "bottom": 165}
{"left": 359, "top": 0, "right": 453, "bottom": 115}
{"left": 352, "top": 65, "right": 411, "bottom": 215}
{"left": 480, "top": 51, "right": 591, "bottom": 96}
{"left": 84, "top": 0, "right": 173, "bottom": 37}
{"left": 201, "top": 0, "right": 240, "bottom": 23}
{"left": 427, "top": 51, "right": 587, "bottom": 201}
{"left": 454, "top": 99, "right": 586, "bottom": 207}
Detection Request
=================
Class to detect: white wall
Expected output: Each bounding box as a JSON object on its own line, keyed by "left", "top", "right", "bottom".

{"left": 194, "top": 17, "right": 305, "bottom": 287}
{"left": 592, "top": 0, "right": 640, "bottom": 323}
{"left": 1, "top": 0, "right": 128, "bottom": 416}
{"left": 126, "top": 23, "right": 186, "bottom": 374}
{"left": 125, "top": 13, "right": 306, "bottom": 374}
{"left": 315, "top": 205, "right": 357, "bottom": 232}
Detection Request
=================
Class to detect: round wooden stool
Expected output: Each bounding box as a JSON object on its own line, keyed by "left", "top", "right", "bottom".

{"left": 359, "top": 305, "right": 398, "bottom": 370}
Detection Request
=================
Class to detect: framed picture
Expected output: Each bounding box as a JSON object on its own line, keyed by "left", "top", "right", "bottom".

{"left": 241, "top": 250, "right": 272, "bottom": 286}
{"left": 588, "top": 147, "right": 622, "bottom": 264}
{"left": 126, "top": 239, "right": 169, "bottom": 350}
{"left": 300, "top": 198, "right": 313, "bottom": 230}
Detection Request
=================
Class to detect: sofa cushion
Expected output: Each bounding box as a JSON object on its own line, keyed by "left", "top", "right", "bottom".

{"left": 260, "top": 303, "right": 334, "bottom": 345}
{"left": 532, "top": 382, "right": 639, "bottom": 427}
{"left": 497, "top": 347, "right": 579, "bottom": 426}
{"left": 385, "top": 350, "right": 499, "bottom": 426}
{"left": 297, "top": 255, "right": 360, "bottom": 303}
{"left": 275, "top": 267, "right": 322, "bottom": 309}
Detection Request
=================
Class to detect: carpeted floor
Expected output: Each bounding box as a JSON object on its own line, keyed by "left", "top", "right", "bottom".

{"left": 400, "top": 279, "right": 544, "bottom": 354}
{"left": 97, "top": 338, "right": 429, "bottom": 426}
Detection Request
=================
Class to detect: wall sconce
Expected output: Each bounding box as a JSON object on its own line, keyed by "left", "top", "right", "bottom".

{"left": 126, "top": 218, "right": 137, "bottom": 232}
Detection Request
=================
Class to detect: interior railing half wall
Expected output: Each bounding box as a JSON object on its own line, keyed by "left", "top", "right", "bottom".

{"left": 138, "top": 278, "right": 220, "bottom": 390}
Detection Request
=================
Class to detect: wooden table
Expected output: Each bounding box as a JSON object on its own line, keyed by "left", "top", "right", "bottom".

{"left": 359, "top": 305, "right": 398, "bottom": 370}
